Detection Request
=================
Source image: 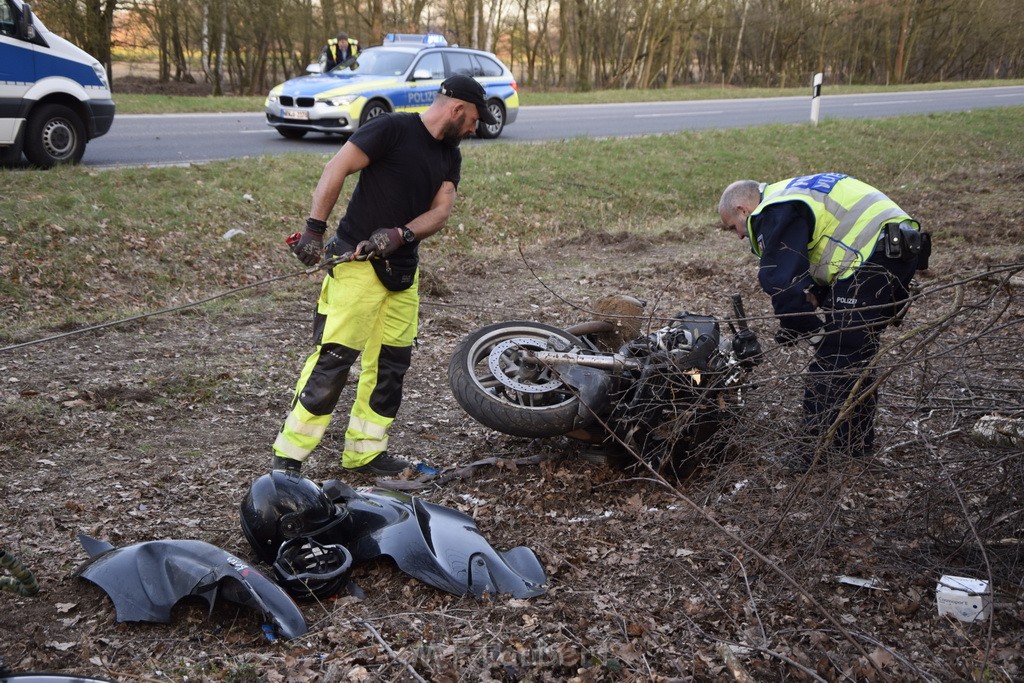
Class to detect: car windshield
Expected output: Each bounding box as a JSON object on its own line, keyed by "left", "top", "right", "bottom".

{"left": 336, "top": 49, "right": 414, "bottom": 77}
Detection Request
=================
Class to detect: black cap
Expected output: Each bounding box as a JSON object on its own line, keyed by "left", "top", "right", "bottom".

{"left": 438, "top": 75, "right": 497, "bottom": 125}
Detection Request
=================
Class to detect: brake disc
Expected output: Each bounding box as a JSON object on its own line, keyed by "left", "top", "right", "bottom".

{"left": 487, "top": 338, "right": 564, "bottom": 393}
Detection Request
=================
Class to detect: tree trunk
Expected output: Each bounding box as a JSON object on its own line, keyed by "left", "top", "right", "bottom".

{"left": 727, "top": 0, "right": 749, "bottom": 85}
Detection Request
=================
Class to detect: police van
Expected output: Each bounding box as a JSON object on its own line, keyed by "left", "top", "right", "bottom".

{"left": 0, "top": 0, "right": 114, "bottom": 166}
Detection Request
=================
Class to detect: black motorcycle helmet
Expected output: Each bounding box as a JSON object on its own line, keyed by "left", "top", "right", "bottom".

{"left": 239, "top": 471, "right": 349, "bottom": 565}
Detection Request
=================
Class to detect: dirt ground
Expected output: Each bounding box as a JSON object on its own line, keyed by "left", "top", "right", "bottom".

{"left": 2, "top": 162, "right": 1023, "bottom": 682}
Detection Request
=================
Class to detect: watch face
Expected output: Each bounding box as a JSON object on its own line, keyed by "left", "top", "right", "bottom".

{"left": 402, "top": 227, "right": 416, "bottom": 243}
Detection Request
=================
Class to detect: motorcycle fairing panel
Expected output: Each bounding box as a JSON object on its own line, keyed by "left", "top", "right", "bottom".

{"left": 74, "top": 534, "right": 307, "bottom": 640}
{"left": 321, "top": 481, "right": 547, "bottom": 599}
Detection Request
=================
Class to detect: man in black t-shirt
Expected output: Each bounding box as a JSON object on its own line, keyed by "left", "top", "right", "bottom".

{"left": 273, "top": 75, "right": 496, "bottom": 476}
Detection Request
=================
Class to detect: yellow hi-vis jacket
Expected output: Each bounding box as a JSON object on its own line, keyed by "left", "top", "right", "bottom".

{"left": 327, "top": 37, "right": 360, "bottom": 61}
{"left": 747, "top": 173, "right": 917, "bottom": 285}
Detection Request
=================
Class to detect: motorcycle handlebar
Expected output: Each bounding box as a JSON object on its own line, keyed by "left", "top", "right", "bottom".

{"left": 730, "top": 293, "right": 749, "bottom": 332}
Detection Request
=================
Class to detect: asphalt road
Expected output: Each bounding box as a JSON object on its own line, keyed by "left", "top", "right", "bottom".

{"left": 83, "top": 85, "right": 1024, "bottom": 168}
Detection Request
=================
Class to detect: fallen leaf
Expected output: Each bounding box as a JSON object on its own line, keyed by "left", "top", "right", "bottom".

{"left": 869, "top": 647, "right": 895, "bottom": 669}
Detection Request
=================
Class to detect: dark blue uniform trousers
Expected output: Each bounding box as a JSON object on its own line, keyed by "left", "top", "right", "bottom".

{"left": 803, "top": 248, "right": 918, "bottom": 458}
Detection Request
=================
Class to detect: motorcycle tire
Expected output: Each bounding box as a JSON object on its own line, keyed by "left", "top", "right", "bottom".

{"left": 448, "top": 321, "right": 588, "bottom": 438}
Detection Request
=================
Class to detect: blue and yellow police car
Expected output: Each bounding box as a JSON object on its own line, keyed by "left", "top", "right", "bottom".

{"left": 264, "top": 34, "right": 518, "bottom": 140}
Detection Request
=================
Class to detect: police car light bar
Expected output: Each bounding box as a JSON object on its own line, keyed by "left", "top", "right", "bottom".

{"left": 383, "top": 33, "right": 448, "bottom": 46}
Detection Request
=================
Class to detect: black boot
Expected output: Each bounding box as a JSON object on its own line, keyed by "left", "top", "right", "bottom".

{"left": 271, "top": 455, "right": 302, "bottom": 473}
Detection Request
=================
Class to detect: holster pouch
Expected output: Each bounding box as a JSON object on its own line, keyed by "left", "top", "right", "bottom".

{"left": 882, "top": 222, "right": 930, "bottom": 269}
{"left": 882, "top": 223, "right": 904, "bottom": 259}
{"left": 917, "top": 231, "right": 932, "bottom": 270}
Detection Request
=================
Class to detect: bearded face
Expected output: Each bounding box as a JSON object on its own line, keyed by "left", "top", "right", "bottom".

{"left": 442, "top": 109, "right": 473, "bottom": 145}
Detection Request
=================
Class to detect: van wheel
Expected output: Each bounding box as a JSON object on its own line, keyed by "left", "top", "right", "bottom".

{"left": 24, "top": 104, "right": 86, "bottom": 167}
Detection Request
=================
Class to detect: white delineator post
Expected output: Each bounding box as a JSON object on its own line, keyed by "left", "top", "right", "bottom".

{"left": 810, "top": 72, "right": 823, "bottom": 125}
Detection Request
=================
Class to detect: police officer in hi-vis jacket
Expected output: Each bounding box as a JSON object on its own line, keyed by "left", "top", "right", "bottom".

{"left": 322, "top": 32, "right": 359, "bottom": 72}
{"left": 718, "top": 173, "right": 931, "bottom": 471}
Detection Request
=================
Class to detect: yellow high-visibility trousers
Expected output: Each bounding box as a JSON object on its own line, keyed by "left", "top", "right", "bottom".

{"left": 272, "top": 261, "right": 418, "bottom": 468}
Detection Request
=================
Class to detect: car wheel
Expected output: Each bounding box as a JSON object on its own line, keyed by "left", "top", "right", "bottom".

{"left": 360, "top": 100, "right": 390, "bottom": 126}
{"left": 476, "top": 100, "right": 505, "bottom": 139}
{"left": 277, "top": 127, "right": 308, "bottom": 140}
{"left": 24, "top": 104, "right": 86, "bottom": 167}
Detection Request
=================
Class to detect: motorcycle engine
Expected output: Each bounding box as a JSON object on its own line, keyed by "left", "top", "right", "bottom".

{"left": 652, "top": 313, "right": 720, "bottom": 352}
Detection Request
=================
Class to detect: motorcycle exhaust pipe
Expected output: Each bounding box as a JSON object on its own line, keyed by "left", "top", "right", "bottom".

{"left": 529, "top": 350, "right": 642, "bottom": 372}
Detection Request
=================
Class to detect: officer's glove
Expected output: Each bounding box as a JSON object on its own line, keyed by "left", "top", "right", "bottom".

{"left": 291, "top": 217, "right": 327, "bottom": 267}
{"left": 356, "top": 227, "right": 404, "bottom": 260}
{"left": 774, "top": 327, "right": 825, "bottom": 348}
{"left": 732, "top": 329, "right": 764, "bottom": 367}
{"left": 774, "top": 327, "right": 801, "bottom": 347}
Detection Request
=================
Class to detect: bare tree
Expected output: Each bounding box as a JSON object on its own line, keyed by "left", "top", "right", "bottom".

{"left": 33, "top": 0, "right": 1024, "bottom": 95}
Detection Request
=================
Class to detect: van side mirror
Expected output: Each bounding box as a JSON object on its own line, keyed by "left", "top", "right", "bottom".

{"left": 17, "top": 2, "right": 37, "bottom": 40}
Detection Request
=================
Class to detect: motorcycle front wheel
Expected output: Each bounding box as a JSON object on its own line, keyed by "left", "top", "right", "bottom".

{"left": 448, "top": 321, "right": 587, "bottom": 438}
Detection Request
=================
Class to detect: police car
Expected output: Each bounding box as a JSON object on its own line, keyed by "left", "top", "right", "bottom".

{"left": 264, "top": 34, "right": 518, "bottom": 140}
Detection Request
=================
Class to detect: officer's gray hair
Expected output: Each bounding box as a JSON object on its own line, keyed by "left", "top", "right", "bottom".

{"left": 718, "top": 180, "right": 761, "bottom": 215}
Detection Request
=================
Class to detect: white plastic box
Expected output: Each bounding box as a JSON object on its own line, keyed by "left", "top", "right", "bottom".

{"left": 935, "top": 575, "right": 992, "bottom": 622}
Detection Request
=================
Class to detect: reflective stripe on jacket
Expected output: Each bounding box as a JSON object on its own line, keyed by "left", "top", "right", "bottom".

{"left": 327, "top": 37, "right": 360, "bottom": 60}
{"left": 747, "top": 173, "right": 917, "bottom": 284}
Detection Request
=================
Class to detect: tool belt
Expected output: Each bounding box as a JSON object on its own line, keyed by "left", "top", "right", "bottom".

{"left": 324, "top": 234, "right": 417, "bottom": 290}
{"left": 879, "top": 221, "right": 931, "bottom": 270}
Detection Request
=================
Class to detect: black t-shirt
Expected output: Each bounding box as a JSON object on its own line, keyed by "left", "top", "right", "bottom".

{"left": 337, "top": 113, "right": 462, "bottom": 266}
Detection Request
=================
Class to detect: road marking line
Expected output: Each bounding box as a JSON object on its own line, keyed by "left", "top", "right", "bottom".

{"left": 634, "top": 110, "right": 726, "bottom": 118}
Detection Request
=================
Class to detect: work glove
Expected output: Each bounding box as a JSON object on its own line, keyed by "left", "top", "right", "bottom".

{"left": 291, "top": 218, "right": 327, "bottom": 267}
{"left": 356, "top": 227, "right": 404, "bottom": 260}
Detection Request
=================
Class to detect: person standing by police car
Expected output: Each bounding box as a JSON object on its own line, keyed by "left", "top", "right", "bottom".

{"left": 322, "top": 32, "right": 359, "bottom": 72}
{"left": 718, "top": 173, "right": 930, "bottom": 471}
{"left": 273, "top": 75, "right": 497, "bottom": 476}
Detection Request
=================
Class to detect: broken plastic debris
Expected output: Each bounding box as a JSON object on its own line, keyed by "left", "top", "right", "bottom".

{"left": 415, "top": 462, "right": 439, "bottom": 476}
{"left": 837, "top": 575, "right": 886, "bottom": 590}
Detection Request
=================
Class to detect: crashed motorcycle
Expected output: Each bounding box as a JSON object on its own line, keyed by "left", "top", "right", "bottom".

{"left": 448, "top": 294, "right": 763, "bottom": 476}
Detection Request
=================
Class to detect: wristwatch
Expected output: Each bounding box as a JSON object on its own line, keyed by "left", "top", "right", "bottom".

{"left": 401, "top": 226, "right": 416, "bottom": 243}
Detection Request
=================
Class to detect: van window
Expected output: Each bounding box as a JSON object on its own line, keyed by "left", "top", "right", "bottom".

{"left": 1, "top": 1, "right": 16, "bottom": 37}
